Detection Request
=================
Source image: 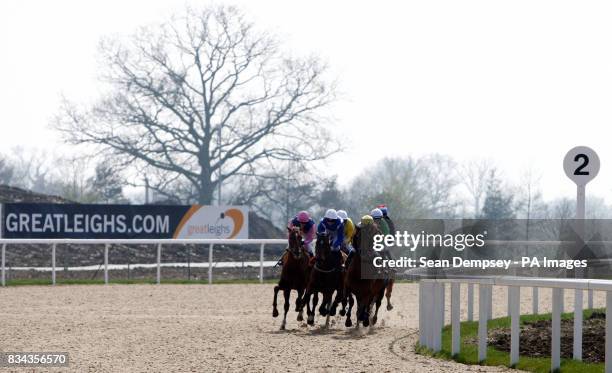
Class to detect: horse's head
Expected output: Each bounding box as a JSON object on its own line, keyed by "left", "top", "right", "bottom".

{"left": 358, "top": 223, "right": 380, "bottom": 259}
{"left": 287, "top": 226, "right": 304, "bottom": 257}
{"left": 315, "top": 232, "right": 331, "bottom": 262}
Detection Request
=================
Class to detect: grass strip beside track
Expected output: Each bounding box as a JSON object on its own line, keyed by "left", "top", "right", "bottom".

{"left": 416, "top": 309, "right": 605, "bottom": 373}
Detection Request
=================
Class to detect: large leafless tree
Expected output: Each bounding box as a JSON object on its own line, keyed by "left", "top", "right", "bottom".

{"left": 345, "top": 155, "right": 460, "bottom": 226}
{"left": 55, "top": 6, "right": 338, "bottom": 204}
{"left": 458, "top": 159, "right": 494, "bottom": 217}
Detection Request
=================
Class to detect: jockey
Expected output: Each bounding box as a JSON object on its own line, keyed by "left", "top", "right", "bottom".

{"left": 346, "top": 215, "right": 377, "bottom": 267}
{"left": 287, "top": 210, "right": 315, "bottom": 257}
{"left": 371, "top": 208, "right": 395, "bottom": 274}
{"left": 370, "top": 208, "right": 390, "bottom": 236}
{"left": 336, "top": 209, "right": 355, "bottom": 254}
{"left": 317, "top": 209, "right": 344, "bottom": 270}
{"left": 377, "top": 204, "right": 396, "bottom": 235}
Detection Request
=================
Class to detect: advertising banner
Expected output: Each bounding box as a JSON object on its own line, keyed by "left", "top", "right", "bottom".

{"left": 0, "top": 203, "right": 248, "bottom": 239}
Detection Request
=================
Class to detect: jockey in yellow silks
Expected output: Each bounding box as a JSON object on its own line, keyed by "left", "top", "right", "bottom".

{"left": 336, "top": 209, "right": 355, "bottom": 255}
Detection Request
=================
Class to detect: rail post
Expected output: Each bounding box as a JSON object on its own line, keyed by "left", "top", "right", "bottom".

{"left": 1, "top": 243, "right": 5, "bottom": 287}
{"left": 451, "top": 282, "right": 460, "bottom": 356}
{"left": 606, "top": 291, "right": 612, "bottom": 373}
{"left": 487, "top": 285, "right": 493, "bottom": 320}
{"left": 156, "top": 243, "right": 162, "bottom": 285}
{"left": 259, "top": 243, "right": 265, "bottom": 284}
{"left": 551, "top": 288, "right": 563, "bottom": 371}
{"left": 432, "top": 282, "right": 442, "bottom": 352}
{"left": 467, "top": 283, "right": 474, "bottom": 321}
{"left": 440, "top": 283, "right": 445, "bottom": 328}
{"left": 574, "top": 289, "right": 583, "bottom": 360}
{"left": 51, "top": 243, "right": 56, "bottom": 285}
{"left": 104, "top": 244, "right": 109, "bottom": 285}
{"left": 208, "top": 243, "right": 213, "bottom": 284}
{"left": 425, "top": 281, "right": 434, "bottom": 348}
{"left": 432, "top": 282, "right": 440, "bottom": 351}
{"left": 532, "top": 287, "right": 539, "bottom": 314}
{"left": 507, "top": 286, "right": 511, "bottom": 317}
{"left": 478, "top": 283, "right": 488, "bottom": 362}
{"left": 509, "top": 286, "right": 520, "bottom": 366}
{"left": 419, "top": 281, "right": 425, "bottom": 346}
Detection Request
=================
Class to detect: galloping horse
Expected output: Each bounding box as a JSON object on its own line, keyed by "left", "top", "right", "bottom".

{"left": 344, "top": 223, "right": 387, "bottom": 327}
{"left": 300, "top": 232, "right": 344, "bottom": 328}
{"left": 272, "top": 226, "right": 311, "bottom": 330}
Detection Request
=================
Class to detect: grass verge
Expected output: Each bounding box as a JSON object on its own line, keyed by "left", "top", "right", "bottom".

{"left": 416, "top": 309, "right": 605, "bottom": 373}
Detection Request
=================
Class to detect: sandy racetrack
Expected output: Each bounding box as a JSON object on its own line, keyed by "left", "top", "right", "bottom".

{"left": 1, "top": 283, "right": 605, "bottom": 372}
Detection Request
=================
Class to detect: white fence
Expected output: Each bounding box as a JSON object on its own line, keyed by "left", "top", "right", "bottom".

{"left": 0, "top": 238, "right": 286, "bottom": 286}
{"left": 419, "top": 276, "right": 612, "bottom": 372}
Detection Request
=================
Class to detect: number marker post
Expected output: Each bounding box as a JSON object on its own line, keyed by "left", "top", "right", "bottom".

{"left": 564, "top": 146, "right": 600, "bottom": 220}
{"left": 563, "top": 145, "right": 600, "bottom": 361}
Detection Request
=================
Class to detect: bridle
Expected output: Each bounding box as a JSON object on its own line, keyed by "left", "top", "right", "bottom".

{"left": 314, "top": 232, "right": 336, "bottom": 272}
{"left": 287, "top": 227, "right": 305, "bottom": 259}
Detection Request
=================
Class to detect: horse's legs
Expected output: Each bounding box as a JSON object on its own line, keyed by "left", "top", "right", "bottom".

{"left": 318, "top": 292, "right": 327, "bottom": 316}
{"left": 330, "top": 286, "right": 343, "bottom": 317}
{"left": 339, "top": 286, "right": 348, "bottom": 317}
{"left": 355, "top": 299, "right": 364, "bottom": 329}
{"left": 386, "top": 281, "right": 394, "bottom": 311}
{"left": 303, "top": 290, "right": 313, "bottom": 325}
{"left": 371, "top": 288, "right": 384, "bottom": 326}
{"left": 295, "top": 289, "right": 303, "bottom": 312}
{"left": 345, "top": 292, "right": 354, "bottom": 327}
{"left": 309, "top": 292, "right": 319, "bottom": 325}
{"left": 322, "top": 291, "right": 333, "bottom": 327}
{"left": 296, "top": 289, "right": 304, "bottom": 322}
{"left": 281, "top": 288, "right": 290, "bottom": 330}
{"left": 358, "top": 296, "right": 371, "bottom": 327}
{"left": 272, "top": 285, "right": 280, "bottom": 318}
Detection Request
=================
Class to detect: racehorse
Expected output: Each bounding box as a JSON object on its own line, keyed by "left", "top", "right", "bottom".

{"left": 343, "top": 223, "right": 387, "bottom": 327}
{"left": 272, "top": 226, "right": 311, "bottom": 330}
{"left": 385, "top": 280, "right": 394, "bottom": 311}
{"left": 300, "top": 232, "right": 344, "bottom": 328}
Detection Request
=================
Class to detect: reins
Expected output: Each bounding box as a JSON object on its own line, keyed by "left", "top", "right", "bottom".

{"left": 313, "top": 262, "right": 338, "bottom": 273}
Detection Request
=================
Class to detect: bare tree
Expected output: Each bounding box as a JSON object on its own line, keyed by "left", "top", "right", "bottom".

{"left": 9, "top": 148, "right": 54, "bottom": 192}
{"left": 418, "top": 154, "right": 459, "bottom": 218}
{"left": 0, "top": 155, "right": 14, "bottom": 185}
{"left": 345, "top": 155, "right": 459, "bottom": 227}
{"left": 458, "top": 158, "right": 494, "bottom": 217}
{"left": 55, "top": 5, "right": 339, "bottom": 205}
{"left": 89, "top": 163, "right": 127, "bottom": 203}
{"left": 515, "top": 166, "right": 544, "bottom": 219}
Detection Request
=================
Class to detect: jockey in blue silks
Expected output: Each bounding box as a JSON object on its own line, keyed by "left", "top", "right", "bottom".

{"left": 316, "top": 209, "right": 344, "bottom": 270}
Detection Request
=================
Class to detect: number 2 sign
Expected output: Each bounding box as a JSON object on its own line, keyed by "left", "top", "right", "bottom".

{"left": 563, "top": 146, "right": 600, "bottom": 186}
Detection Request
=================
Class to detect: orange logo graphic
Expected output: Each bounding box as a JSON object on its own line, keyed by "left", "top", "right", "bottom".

{"left": 173, "top": 206, "right": 245, "bottom": 239}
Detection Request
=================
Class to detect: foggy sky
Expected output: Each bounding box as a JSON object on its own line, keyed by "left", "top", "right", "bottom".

{"left": 1, "top": 0, "right": 612, "bottom": 202}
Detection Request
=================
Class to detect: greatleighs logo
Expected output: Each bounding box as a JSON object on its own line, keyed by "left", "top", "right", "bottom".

{"left": 172, "top": 206, "right": 246, "bottom": 239}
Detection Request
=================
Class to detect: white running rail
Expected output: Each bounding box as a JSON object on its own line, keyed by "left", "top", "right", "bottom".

{"left": 0, "top": 238, "right": 286, "bottom": 286}
{"left": 419, "top": 276, "right": 612, "bottom": 372}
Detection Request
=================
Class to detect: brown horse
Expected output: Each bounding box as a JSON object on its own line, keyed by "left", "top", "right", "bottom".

{"left": 385, "top": 280, "right": 394, "bottom": 311}
{"left": 300, "top": 232, "right": 344, "bottom": 328}
{"left": 344, "top": 224, "right": 387, "bottom": 327}
{"left": 272, "top": 226, "right": 311, "bottom": 330}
